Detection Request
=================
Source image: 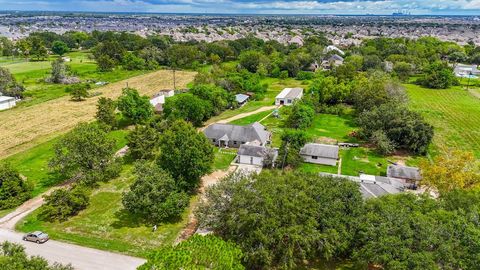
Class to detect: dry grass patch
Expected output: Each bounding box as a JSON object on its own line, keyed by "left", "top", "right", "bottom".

{"left": 0, "top": 70, "right": 195, "bottom": 158}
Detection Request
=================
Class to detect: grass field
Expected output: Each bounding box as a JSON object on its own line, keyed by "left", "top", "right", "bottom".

{"left": 1, "top": 52, "right": 150, "bottom": 107}
{"left": 3, "top": 129, "right": 130, "bottom": 197}
{"left": 0, "top": 70, "right": 195, "bottom": 158}
{"left": 406, "top": 84, "right": 480, "bottom": 158}
{"left": 16, "top": 165, "right": 191, "bottom": 257}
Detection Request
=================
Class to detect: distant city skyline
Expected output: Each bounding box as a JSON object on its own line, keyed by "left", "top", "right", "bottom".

{"left": 1, "top": 0, "right": 480, "bottom": 15}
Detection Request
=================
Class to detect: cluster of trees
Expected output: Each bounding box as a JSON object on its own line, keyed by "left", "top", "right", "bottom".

{"left": 0, "top": 241, "right": 73, "bottom": 270}
{"left": 39, "top": 122, "right": 121, "bottom": 222}
{"left": 123, "top": 119, "right": 214, "bottom": 224}
{"left": 197, "top": 170, "right": 480, "bottom": 269}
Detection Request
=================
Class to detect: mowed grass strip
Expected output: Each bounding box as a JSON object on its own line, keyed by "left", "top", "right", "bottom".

{"left": 406, "top": 84, "right": 480, "bottom": 158}
{"left": 16, "top": 166, "right": 191, "bottom": 257}
{"left": 0, "top": 70, "right": 195, "bottom": 158}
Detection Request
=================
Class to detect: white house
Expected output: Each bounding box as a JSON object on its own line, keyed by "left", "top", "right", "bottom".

{"left": 454, "top": 64, "right": 480, "bottom": 78}
{"left": 149, "top": 90, "right": 175, "bottom": 112}
{"left": 0, "top": 96, "right": 16, "bottom": 111}
{"left": 324, "top": 45, "right": 345, "bottom": 56}
{"left": 300, "top": 143, "right": 339, "bottom": 166}
{"left": 237, "top": 144, "right": 278, "bottom": 167}
{"left": 275, "top": 88, "right": 303, "bottom": 106}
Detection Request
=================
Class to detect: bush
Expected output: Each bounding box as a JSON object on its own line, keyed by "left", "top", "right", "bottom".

{"left": 417, "top": 61, "right": 458, "bottom": 89}
{"left": 139, "top": 235, "right": 244, "bottom": 270}
{"left": 95, "top": 97, "right": 117, "bottom": 127}
{"left": 279, "top": 70, "right": 289, "bottom": 79}
{"left": 284, "top": 102, "right": 315, "bottom": 129}
{"left": 370, "top": 130, "right": 395, "bottom": 155}
{"left": 0, "top": 163, "right": 32, "bottom": 210}
{"left": 296, "top": 71, "right": 314, "bottom": 80}
{"left": 39, "top": 186, "right": 90, "bottom": 222}
{"left": 68, "top": 83, "right": 90, "bottom": 101}
{"left": 122, "top": 161, "right": 189, "bottom": 223}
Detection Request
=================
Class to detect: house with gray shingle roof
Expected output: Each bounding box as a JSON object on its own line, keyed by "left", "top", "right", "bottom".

{"left": 203, "top": 122, "right": 271, "bottom": 148}
{"left": 300, "top": 143, "right": 339, "bottom": 166}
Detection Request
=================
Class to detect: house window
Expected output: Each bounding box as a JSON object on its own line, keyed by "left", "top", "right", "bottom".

{"left": 312, "top": 156, "right": 318, "bottom": 159}
{"left": 233, "top": 141, "right": 237, "bottom": 144}
{"left": 241, "top": 142, "right": 246, "bottom": 144}
{"left": 287, "top": 99, "right": 292, "bottom": 104}
{"left": 212, "top": 139, "right": 216, "bottom": 143}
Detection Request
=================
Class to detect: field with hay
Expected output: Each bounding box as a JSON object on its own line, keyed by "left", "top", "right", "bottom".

{"left": 0, "top": 69, "right": 196, "bottom": 158}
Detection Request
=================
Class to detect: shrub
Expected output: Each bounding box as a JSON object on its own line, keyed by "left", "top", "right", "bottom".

{"left": 39, "top": 186, "right": 90, "bottom": 222}
{"left": 0, "top": 163, "right": 32, "bottom": 210}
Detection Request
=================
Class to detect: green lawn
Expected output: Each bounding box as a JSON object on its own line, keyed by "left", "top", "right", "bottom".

{"left": 229, "top": 109, "right": 273, "bottom": 125}
{"left": 406, "top": 84, "right": 480, "bottom": 158}
{"left": 206, "top": 77, "right": 308, "bottom": 124}
{"left": 231, "top": 108, "right": 417, "bottom": 176}
{"left": 1, "top": 52, "right": 150, "bottom": 107}
{"left": 213, "top": 148, "right": 237, "bottom": 170}
{"left": 16, "top": 165, "right": 190, "bottom": 257}
{"left": 3, "top": 129, "right": 130, "bottom": 197}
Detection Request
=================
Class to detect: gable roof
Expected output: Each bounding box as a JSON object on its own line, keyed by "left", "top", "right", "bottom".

{"left": 238, "top": 144, "right": 268, "bottom": 157}
{"left": 300, "top": 143, "right": 339, "bottom": 159}
{"left": 328, "top": 54, "right": 344, "bottom": 62}
{"left": 387, "top": 165, "right": 422, "bottom": 180}
{"left": 203, "top": 122, "right": 270, "bottom": 144}
{"left": 235, "top": 94, "right": 250, "bottom": 103}
{"left": 276, "top": 88, "right": 303, "bottom": 99}
{"left": 0, "top": 96, "right": 15, "bottom": 103}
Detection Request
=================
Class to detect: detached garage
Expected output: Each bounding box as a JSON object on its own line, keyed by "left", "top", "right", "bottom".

{"left": 0, "top": 96, "right": 16, "bottom": 111}
{"left": 275, "top": 88, "right": 303, "bottom": 106}
{"left": 300, "top": 143, "right": 339, "bottom": 166}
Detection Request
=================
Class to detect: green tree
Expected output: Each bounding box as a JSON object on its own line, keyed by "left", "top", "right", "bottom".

{"left": 0, "top": 67, "right": 25, "bottom": 98}
{"left": 117, "top": 88, "right": 154, "bottom": 124}
{"left": 139, "top": 235, "right": 244, "bottom": 270}
{"left": 96, "top": 55, "right": 116, "bottom": 72}
{"left": 197, "top": 171, "right": 363, "bottom": 269}
{"left": 163, "top": 93, "right": 212, "bottom": 127}
{"left": 28, "top": 36, "right": 48, "bottom": 60}
{"left": 39, "top": 186, "right": 90, "bottom": 222}
{"left": 284, "top": 102, "right": 315, "bottom": 129}
{"left": 189, "top": 84, "right": 233, "bottom": 115}
{"left": 122, "top": 52, "right": 145, "bottom": 70}
{"left": 68, "top": 83, "right": 90, "bottom": 101}
{"left": 357, "top": 104, "right": 433, "bottom": 154}
{"left": 418, "top": 61, "right": 458, "bottom": 89}
{"left": 95, "top": 97, "right": 117, "bottom": 127}
{"left": 49, "top": 123, "right": 118, "bottom": 182}
{"left": 393, "top": 61, "right": 413, "bottom": 82}
{"left": 238, "top": 50, "right": 264, "bottom": 73}
{"left": 49, "top": 58, "right": 68, "bottom": 84}
{"left": 0, "top": 163, "right": 32, "bottom": 210}
{"left": 126, "top": 125, "right": 160, "bottom": 160}
{"left": 122, "top": 161, "right": 189, "bottom": 223}
{"left": 0, "top": 241, "right": 74, "bottom": 270}
{"left": 278, "top": 130, "right": 310, "bottom": 168}
{"left": 157, "top": 120, "right": 214, "bottom": 190}
{"left": 51, "top": 40, "right": 69, "bottom": 56}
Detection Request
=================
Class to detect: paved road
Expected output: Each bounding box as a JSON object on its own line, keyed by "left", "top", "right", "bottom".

{"left": 0, "top": 164, "right": 145, "bottom": 269}
{"left": 0, "top": 229, "right": 145, "bottom": 270}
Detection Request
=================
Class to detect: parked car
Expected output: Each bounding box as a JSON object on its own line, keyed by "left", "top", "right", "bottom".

{"left": 23, "top": 231, "right": 49, "bottom": 244}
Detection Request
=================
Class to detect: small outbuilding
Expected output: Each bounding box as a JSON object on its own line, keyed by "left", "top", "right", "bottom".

{"left": 235, "top": 94, "right": 250, "bottom": 106}
{"left": 300, "top": 143, "right": 339, "bottom": 166}
{"left": 387, "top": 164, "right": 422, "bottom": 184}
{"left": 237, "top": 144, "right": 278, "bottom": 167}
{"left": 149, "top": 90, "right": 175, "bottom": 113}
{"left": 0, "top": 96, "right": 16, "bottom": 111}
{"left": 275, "top": 88, "right": 303, "bottom": 106}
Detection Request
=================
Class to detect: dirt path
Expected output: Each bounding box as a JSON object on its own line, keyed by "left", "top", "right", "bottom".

{"left": 175, "top": 165, "right": 237, "bottom": 244}
{"left": 0, "top": 70, "right": 195, "bottom": 159}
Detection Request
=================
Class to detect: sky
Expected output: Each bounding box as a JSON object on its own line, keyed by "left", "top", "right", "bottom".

{"left": 1, "top": 0, "right": 480, "bottom": 15}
